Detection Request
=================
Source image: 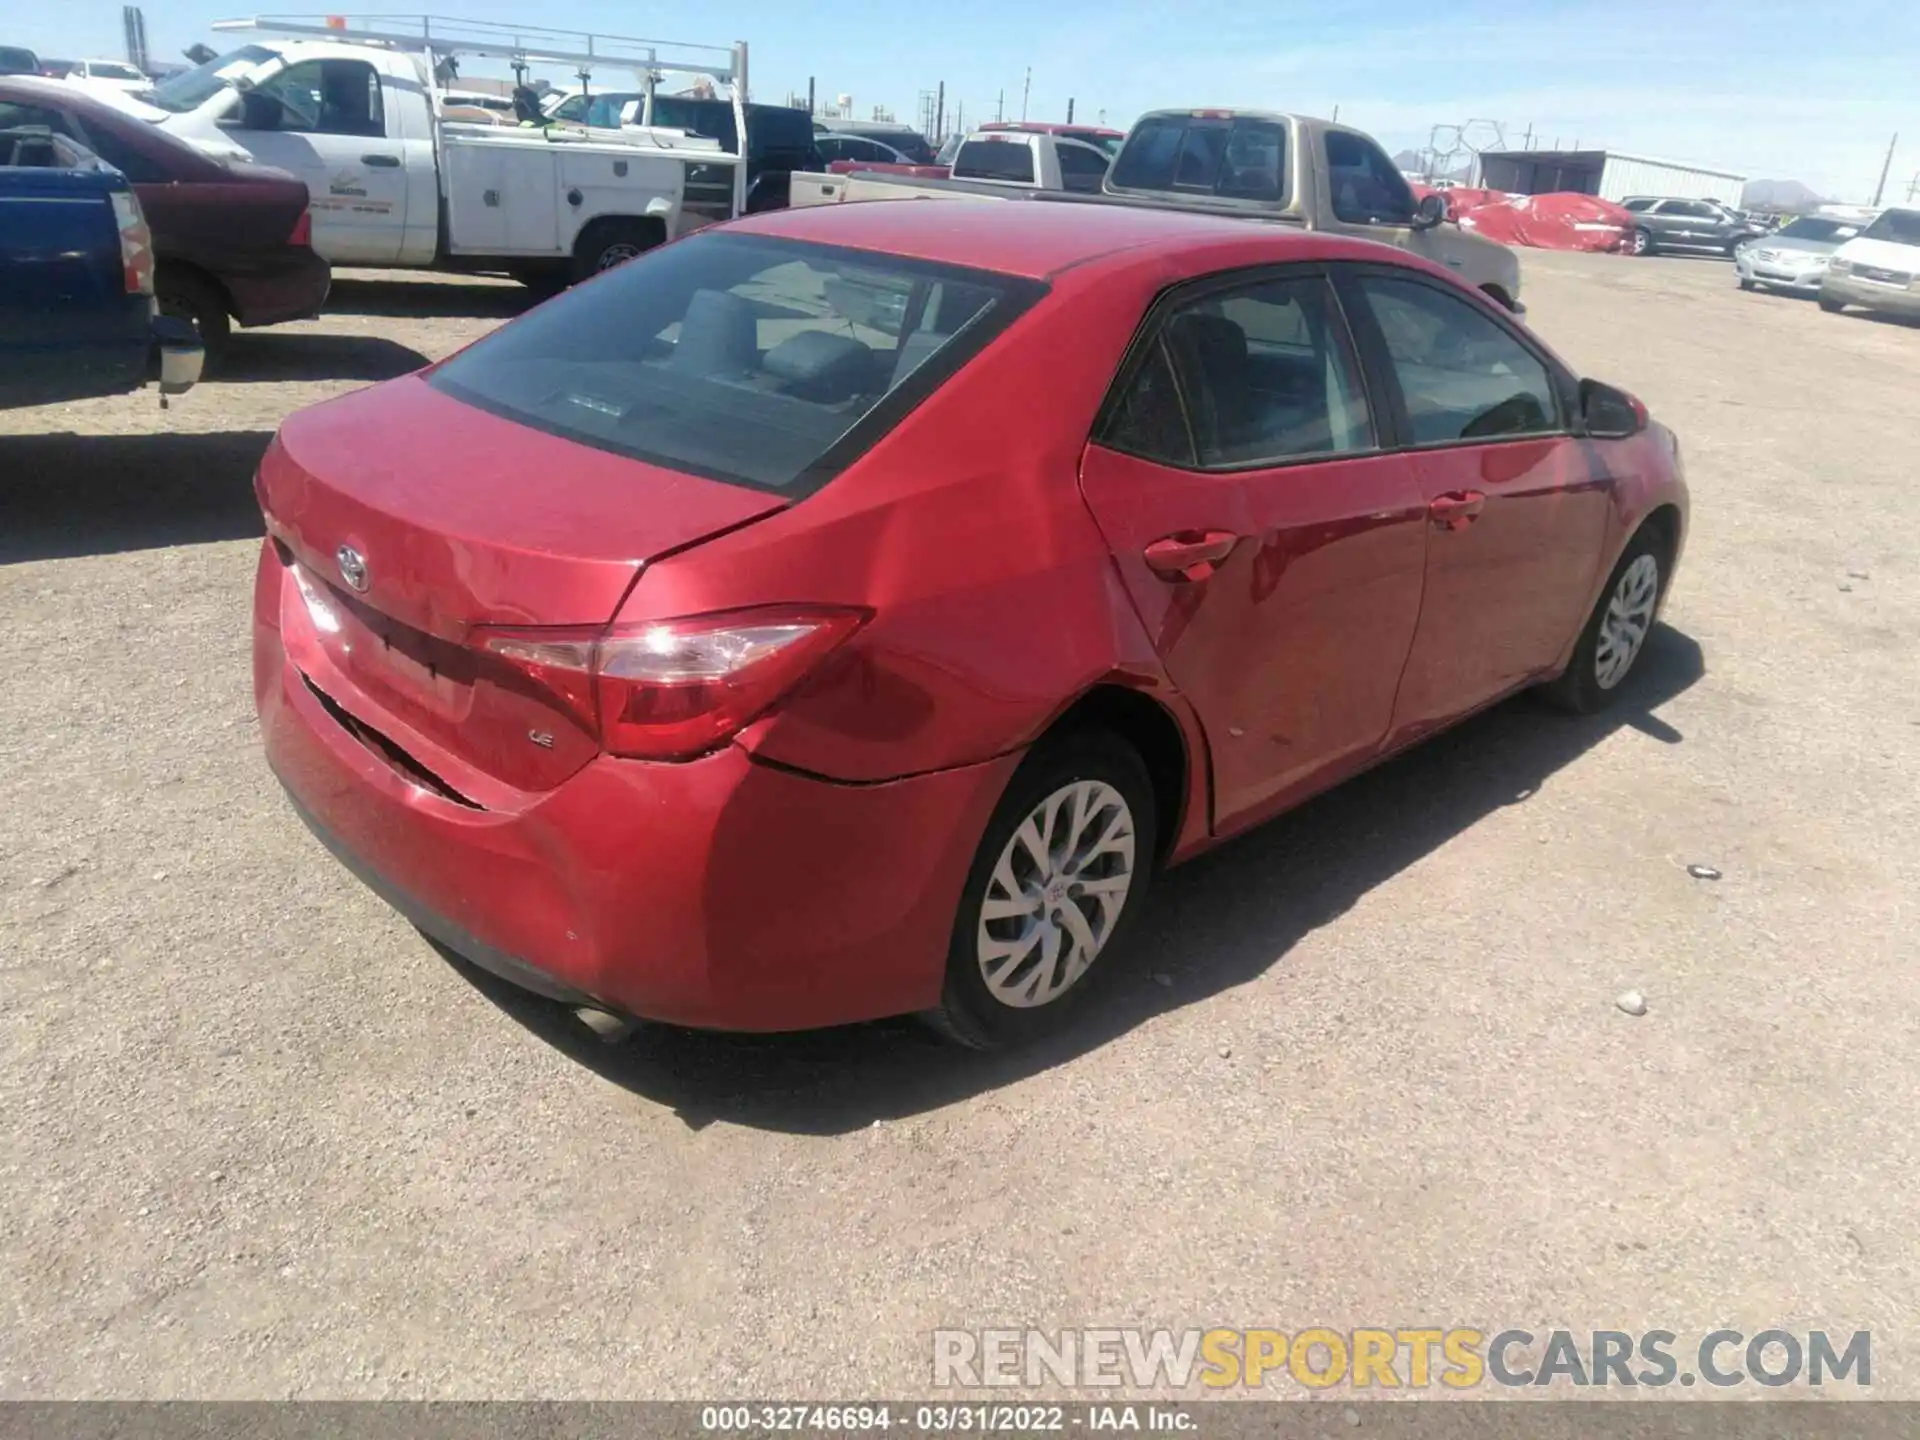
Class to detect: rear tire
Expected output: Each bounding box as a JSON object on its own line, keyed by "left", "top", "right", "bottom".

{"left": 156, "top": 269, "right": 231, "bottom": 367}
{"left": 1541, "top": 527, "right": 1668, "bottom": 715}
{"left": 570, "top": 218, "right": 665, "bottom": 284}
{"left": 924, "top": 732, "right": 1156, "bottom": 1050}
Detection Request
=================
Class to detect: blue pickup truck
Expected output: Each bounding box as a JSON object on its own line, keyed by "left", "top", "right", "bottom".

{"left": 1, "top": 125, "right": 202, "bottom": 408}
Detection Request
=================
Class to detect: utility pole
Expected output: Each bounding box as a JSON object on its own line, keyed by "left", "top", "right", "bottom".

{"left": 1020, "top": 67, "right": 1030, "bottom": 123}
{"left": 936, "top": 80, "right": 945, "bottom": 141}
{"left": 806, "top": 76, "right": 814, "bottom": 115}
{"left": 955, "top": 100, "right": 964, "bottom": 133}
{"left": 1066, "top": 97, "right": 1074, "bottom": 123}
{"left": 1907, "top": 170, "right": 1920, "bottom": 203}
{"left": 1871, "top": 131, "right": 1898, "bottom": 206}
{"left": 996, "top": 88, "right": 1004, "bottom": 122}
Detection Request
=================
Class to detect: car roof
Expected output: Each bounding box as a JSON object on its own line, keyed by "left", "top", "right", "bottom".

{"left": 725, "top": 198, "right": 1417, "bottom": 282}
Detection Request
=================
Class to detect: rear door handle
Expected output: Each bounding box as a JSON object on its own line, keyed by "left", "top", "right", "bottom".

{"left": 362, "top": 153, "right": 401, "bottom": 168}
{"left": 1428, "top": 490, "right": 1487, "bottom": 531}
{"left": 1143, "top": 529, "right": 1241, "bottom": 582}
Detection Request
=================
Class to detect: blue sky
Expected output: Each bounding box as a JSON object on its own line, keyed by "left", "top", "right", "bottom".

{"left": 13, "top": 1, "right": 1914, "bottom": 200}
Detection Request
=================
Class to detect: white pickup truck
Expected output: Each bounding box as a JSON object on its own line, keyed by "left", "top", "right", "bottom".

{"left": 108, "top": 15, "right": 750, "bottom": 284}
{"left": 796, "top": 109, "right": 1523, "bottom": 313}
{"left": 793, "top": 129, "right": 1111, "bottom": 207}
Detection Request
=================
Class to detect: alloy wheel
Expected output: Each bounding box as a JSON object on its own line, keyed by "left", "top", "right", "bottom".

{"left": 976, "top": 779, "right": 1137, "bottom": 1008}
{"left": 1594, "top": 553, "right": 1660, "bottom": 690}
{"left": 597, "top": 243, "right": 643, "bottom": 271}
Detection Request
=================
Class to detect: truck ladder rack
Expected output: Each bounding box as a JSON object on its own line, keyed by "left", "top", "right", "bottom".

{"left": 211, "top": 15, "right": 751, "bottom": 212}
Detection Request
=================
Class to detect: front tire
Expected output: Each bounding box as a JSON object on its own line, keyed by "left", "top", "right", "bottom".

{"left": 1628, "top": 227, "right": 1655, "bottom": 257}
{"left": 925, "top": 733, "right": 1156, "bottom": 1050}
{"left": 1818, "top": 294, "right": 1846, "bottom": 313}
{"left": 1542, "top": 528, "right": 1667, "bottom": 714}
{"left": 1737, "top": 276, "right": 1756, "bottom": 291}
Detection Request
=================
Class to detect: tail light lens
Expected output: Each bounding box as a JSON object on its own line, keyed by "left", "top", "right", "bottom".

{"left": 288, "top": 209, "right": 313, "bottom": 248}
{"left": 479, "top": 606, "right": 867, "bottom": 761}
{"left": 109, "top": 190, "right": 154, "bottom": 297}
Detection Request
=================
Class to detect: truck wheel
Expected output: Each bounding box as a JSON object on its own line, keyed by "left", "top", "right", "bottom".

{"left": 570, "top": 219, "right": 665, "bottom": 284}
{"left": 1818, "top": 295, "right": 1846, "bottom": 314}
{"left": 1628, "top": 227, "right": 1654, "bottom": 257}
{"left": 156, "top": 269, "right": 231, "bottom": 366}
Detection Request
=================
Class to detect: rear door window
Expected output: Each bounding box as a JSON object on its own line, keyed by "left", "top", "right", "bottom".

{"left": 429, "top": 232, "right": 1045, "bottom": 495}
{"left": 1099, "top": 273, "right": 1372, "bottom": 469}
{"left": 1109, "top": 116, "right": 1286, "bottom": 203}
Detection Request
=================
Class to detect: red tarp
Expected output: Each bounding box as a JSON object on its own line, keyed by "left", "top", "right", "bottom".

{"left": 1411, "top": 184, "right": 1635, "bottom": 252}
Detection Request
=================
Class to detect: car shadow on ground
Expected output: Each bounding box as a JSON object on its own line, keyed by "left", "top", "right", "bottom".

{"left": 0, "top": 430, "right": 269, "bottom": 563}
{"left": 449, "top": 625, "right": 1705, "bottom": 1134}
{"left": 217, "top": 332, "right": 431, "bottom": 383}
{"left": 323, "top": 277, "right": 536, "bottom": 320}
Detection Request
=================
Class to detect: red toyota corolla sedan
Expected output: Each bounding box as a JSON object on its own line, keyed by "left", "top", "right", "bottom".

{"left": 253, "top": 200, "right": 1687, "bottom": 1048}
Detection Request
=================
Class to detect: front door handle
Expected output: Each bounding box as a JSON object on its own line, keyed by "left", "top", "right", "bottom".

{"left": 1428, "top": 490, "right": 1487, "bottom": 531}
{"left": 362, "top": 153, "right": 401, "bottom": 168}
{"left": 1143, "top": 529, "right": 1241, "bottom": 582}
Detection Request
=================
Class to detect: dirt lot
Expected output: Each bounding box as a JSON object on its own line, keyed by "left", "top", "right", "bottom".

{"left": 2, "top": 253, "right": 1917, "bottom": 1400}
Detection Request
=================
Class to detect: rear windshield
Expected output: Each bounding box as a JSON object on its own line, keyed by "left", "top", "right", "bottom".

{"left": 1861, "top": 209, "right": 1920, "bottom": 246}
{"left": 429, "top": 232, "right": 1045, "bottom": 495}
{"left": 954, "top": 138, "right": 1035, "bottom": 183}
{"left": 1109, "top": 115, "right": 1287, "bottom": 203}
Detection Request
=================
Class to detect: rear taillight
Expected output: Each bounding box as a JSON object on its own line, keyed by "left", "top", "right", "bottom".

{"left": 478, "top": 606, "right": 867, "bottom": 761}
{"left": 288, "top": 209, "right": 313, "bottom": 248}
{"left": 109, "top": 190, "right": 154, "bottom": 297}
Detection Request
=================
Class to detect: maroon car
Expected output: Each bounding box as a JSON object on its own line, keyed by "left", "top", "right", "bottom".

{"left": 0, "top": 76, "right": 328, "bottom": 360}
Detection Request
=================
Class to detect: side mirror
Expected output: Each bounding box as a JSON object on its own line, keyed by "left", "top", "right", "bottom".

{"left": 1579, "top": 378, "right": 1647, "bottom": 439}
{"left": 1411, "top": 191, "right": 1448, "bottom": 230}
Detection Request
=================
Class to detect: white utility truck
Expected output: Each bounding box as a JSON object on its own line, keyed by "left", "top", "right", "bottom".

{"left": 111, "top": 15, "right": 752, "bottom": 284}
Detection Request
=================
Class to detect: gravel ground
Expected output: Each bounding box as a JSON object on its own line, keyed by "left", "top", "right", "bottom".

{"left": 1, "top": 253, "right": 1916, "bottom": 1400}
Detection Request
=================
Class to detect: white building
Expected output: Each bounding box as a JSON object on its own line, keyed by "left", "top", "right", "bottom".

{"left": 1475, "top": 149, "right": 1746, "bottom": 206}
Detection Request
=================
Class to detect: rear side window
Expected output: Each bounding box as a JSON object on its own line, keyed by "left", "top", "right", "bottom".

{"left": 1100, "top": 274, "right": 1371, "bottom": 469}
{"left": 954, "top": 139, "right": 1035, "bottom": 183}
{"left": 73, "top": 121, "right": 170, "bottom": 183}
{"left": 430, "top": 233, "right": 1045, "bottom": 495}
{"left": 1109, "top": 116, "right": 1286, "bottom": 203}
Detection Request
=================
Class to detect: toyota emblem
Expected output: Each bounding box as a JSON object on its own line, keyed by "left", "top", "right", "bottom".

{"left": 336, "top": 544, "right": 370, "bottom": 593}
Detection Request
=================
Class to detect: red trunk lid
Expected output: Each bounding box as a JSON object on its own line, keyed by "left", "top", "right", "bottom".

{"left": 259, "top": 377, "right": 786, "bottom": 794}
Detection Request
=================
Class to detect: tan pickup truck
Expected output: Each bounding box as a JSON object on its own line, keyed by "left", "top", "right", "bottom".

{"left": 791, "top": 108, "right": 1525, "bottom": 314}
